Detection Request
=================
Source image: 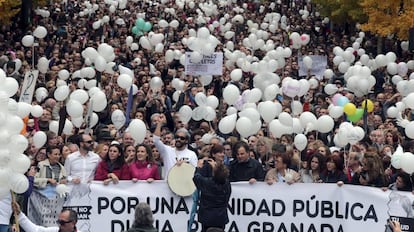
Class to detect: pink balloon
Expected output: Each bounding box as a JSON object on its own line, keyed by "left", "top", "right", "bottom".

{"left": 332, "top": 93, "right": 343, "bottom": 106}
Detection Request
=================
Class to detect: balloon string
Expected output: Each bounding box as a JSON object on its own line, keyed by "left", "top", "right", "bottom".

{"left": 10, "top": 191, "right": 20, "bottom": 232}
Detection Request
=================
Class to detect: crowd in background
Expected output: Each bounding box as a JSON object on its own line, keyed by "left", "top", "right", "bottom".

{"left": 0, "top": 0, "right": 414, "bottom": 230}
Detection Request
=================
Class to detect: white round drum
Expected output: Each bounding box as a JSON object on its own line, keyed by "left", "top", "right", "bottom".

{"left": 167, "top": 163, "right": 196, "bottom": 197}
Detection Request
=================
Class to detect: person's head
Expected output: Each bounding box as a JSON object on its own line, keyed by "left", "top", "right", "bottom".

{"left": 35, "top": 147, "right": 47, "bottom": 163}
{"left": 107, "top": 144, "right": 125, "bottom": 164}
{"left": 162, "top": 131, "right": 174, "bottom": 145}
{"left": 60, "top": 145, "right": 71, "bottom": 162}
{"left": 395, "top": 172, "right": 413, "bottom": 191}
{"left": 132, "top": 203, "right": 154, "bottom": 227}
{"left": 308, "top": 153, "right": 325, "bottom": 173}
{"left": 317, "top": 145, "right": 331, "bottom": 157}
{"left": 136, "top": 144, "right": 154, "bottom": 163}
{"left": 47, "top": 131, "right": 59, "bottom": 146}
{"left": 233, "top": 141, "right": 250, "bottom": 162}
{"left": 80, "top": 134, "right": 94, "bottom": 152}
{"left": 122, "top": 132, "right": 135, "bottom": 146}
{"left": 256, "top": 137, "right": 272, "bottom": 156}
{"left": 348, "top": 151, "right": 362, "bottom": 167}
{"left": 175, "top": 128, "right": 190, "bottom": 150}
{"left": 124, "top": 144, "right": 136, "bottom": 163}
{"left": 280, "top": 134, "right": 293, "bottom": 145}
{"left": 247, "top": 135, "right": 258, "bottom": 151}
{"left": 95, "top": 143, "right": 109, "bottom": 160}
{"left": 57, "top": 208, "right": 78, "bottom": 232}
{"left": 326, "top": 154, "right": 344, "bottom": 172}
{"left": 361, "top": 152, "right": 384, "bottom": 179}
{"left": 274, "top": 153, "right": 291, "bottom": 171}
{"left": 46, "top": 145, "right": 61, "bottom": 165}
{"left": 210, "top": 144, "right": 225, "bottom": 163}
{"left": 223, "top": 142, "right": 232, "bottom": 158}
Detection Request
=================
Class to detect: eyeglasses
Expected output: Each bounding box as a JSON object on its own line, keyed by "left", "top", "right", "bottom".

{"left": 83, "top": 140, "right": 94, "bottom": 144}
{"left": 57, "top": 219, "right": 73, "bottom": 225}
{"left": 175, "top": 136, "right": 187, "bottom": 141}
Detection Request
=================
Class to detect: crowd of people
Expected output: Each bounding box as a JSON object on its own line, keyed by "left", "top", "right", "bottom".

{"left": 0, "top": 0, "right": 414, "bottom": 230}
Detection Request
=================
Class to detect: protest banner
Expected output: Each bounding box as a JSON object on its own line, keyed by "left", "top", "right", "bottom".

{"left": 298, "top": 55, "right": 327, "bottom": 79}
{"left": 185, "top": 52, "right": 223, "bottom": 76}
{"left": 28, "top": 181, "right": 414, "bottom": 232}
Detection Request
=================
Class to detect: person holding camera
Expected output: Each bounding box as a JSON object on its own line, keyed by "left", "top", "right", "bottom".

{"left": 193, "top": 158, "right": 232, "bottom": 232}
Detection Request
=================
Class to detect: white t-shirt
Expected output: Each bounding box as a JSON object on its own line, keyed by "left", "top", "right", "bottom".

{"left": 153, "top": 135, "right": 198, "bottom": 178}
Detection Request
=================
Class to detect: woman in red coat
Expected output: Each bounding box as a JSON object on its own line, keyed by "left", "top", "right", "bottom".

{"left": 94, "top": 144, "right": 131, "bottom": 184}
{"left": 129, "top": 144, "right": 160, "bottom": 182}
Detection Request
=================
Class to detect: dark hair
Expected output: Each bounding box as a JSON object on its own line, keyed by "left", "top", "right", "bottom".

{"left": 396, "top": 172, "right": 413, "bottom": 191}
{"left": 46, "top": 145, "right": 60, "bottom": 158}
{"left": 136, "top": 144, "right": 155, "bottom": 163}
{"left": 233, "top": 141, "right": 249, "bottom": 158}
{"left": 307, "top": 153, "right": 326, "bottom": 173}
{"left": 213, "top": 163, "right": 229, "bottom": 185}
{"left": 326, "top": 154, "right": 344, "bottom": 171}
{"left": 210, "top": 144, "right": 224, "bottom": 157}
{"left": 276, "top": 152, "right": 291, "bottom": 167}
{"left": 106, "top": 144, "right": 125, "bottom": 168}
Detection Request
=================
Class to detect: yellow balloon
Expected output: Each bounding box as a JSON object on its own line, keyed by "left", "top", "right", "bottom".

{"left": 361, "top": 100, "right": 374, "bottom": 113}
{"left": 343, "top": 103, "right": 357, "bottom": 116}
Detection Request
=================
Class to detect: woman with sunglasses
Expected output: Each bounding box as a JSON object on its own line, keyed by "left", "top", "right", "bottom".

{"left": 94, "top": 144, "right": 131, "bottom": 184}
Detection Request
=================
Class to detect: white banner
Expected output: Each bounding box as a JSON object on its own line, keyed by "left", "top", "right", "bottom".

{"left": 28, "top": 181, "right": 414, "bottom": 232}
{"left": 19, "top": 70, "right": 39, "bottom": 103}
{"left": 298, "top": 55, "right": 327, "bottom": 79}
{"left": 184, "top": 52, "right": 223, "bottom": 76}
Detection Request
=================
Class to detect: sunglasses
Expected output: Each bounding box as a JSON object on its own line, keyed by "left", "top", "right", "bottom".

{"left": 83, "top": 140, "right": 94, "bottom": 144}
{"left": 175, "top": 136, "right": 187, "bottom": 141}
{"left": 57, "top": 219, "right": 73, "bottom": 225}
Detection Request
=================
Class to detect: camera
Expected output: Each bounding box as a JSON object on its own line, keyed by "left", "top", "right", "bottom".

{"left": 268, "top": 160, "right": 275, "bottom": 168}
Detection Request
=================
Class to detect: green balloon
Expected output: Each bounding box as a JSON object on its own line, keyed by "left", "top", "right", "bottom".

{"left": 135, "top": 18, "right": 145, "bottom": 30}
{"left": 143, "top": 22, "right": 152, "bottom": 32}
{"left": 131, "top": 26, "right": 139, "bottom": 35}
{"left": 347, "top": 108, "right": 364, "bottom": 123}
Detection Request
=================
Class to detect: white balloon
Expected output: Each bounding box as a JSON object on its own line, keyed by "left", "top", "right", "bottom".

{"left": 230, "top": 69, "right": 243, "bottom": 81}
{"left": 294, "top": 134, "right": 307, "bottom": 151}
{"left": 66, "top": 100, "right": 84, "bottom": 118}
{"left": 400, "top": 152, "right": 414, "bottom": 174}
{"left": 278, "top": 112, "right": 293, "bottom": 127}
{"left": 317, "top": 115, "right": 334, "bottom": 133}
{"left": 236, "top": 117, "right": 252, "bottom": 138}
{"left": 117, "top": 74, "right": 133, "bottom": 89}
{"left": 111, "top": 109, "right": 126, "bottom": 129}
{"left": 33, "top": 131, "right": 47, "bottom": 148}
{"left": 8, "top": 173, "right": 29, "bottom": 194}
{"left": 70, "top": 89, "right": 89, "bottom": 104}
{"left": 30, "top": 105, "right": 43, "bottom": 118}
{"left": 223, "top": 84, "right": 240, "bottom": 105}
{"left": 91, "top": 91, "right": 107, "bottom": 112}
{"left": 16, "top": 102, "right": 32, "bottom": 118}
{"left": 33, "top": 26, "right": 47, "bottom": 39}
{"left": 405, "top": 121, "right": 414, "bottom": 139}
{"left": 21, "top": 35, "right": 34, "bottom": 47}
{"left": 179, "top": 105, "right": 193, "bottom": 124}
{"left": 127, "top": 119, "right": 147, "bottom": 145}
{"left": 54, "top": 85, "right": 70, "bottom": 101}
{"left": 9, "top": 153, "right": 31, "bottom": 174}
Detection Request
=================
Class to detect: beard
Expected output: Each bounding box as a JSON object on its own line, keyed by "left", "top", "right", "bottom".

{"left": 175, "top": 140, "right": 186, "bottom": 150}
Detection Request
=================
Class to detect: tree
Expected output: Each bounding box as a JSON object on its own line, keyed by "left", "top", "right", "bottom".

{"left": 360, "top": 0, "right": 414, "bottom": 40}
{"left": 312, "top": 0, "right": 367, "bottom": 24}
{"left": 0, "top": 0, "right": 21, "bottom": 24}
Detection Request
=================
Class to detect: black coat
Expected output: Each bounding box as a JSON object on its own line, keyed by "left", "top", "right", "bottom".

{"left": 229, "top": 158, "right": 265, "bottom": 182}
{"left": 193, "top": 164, "right": 232, "bottom": 227}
